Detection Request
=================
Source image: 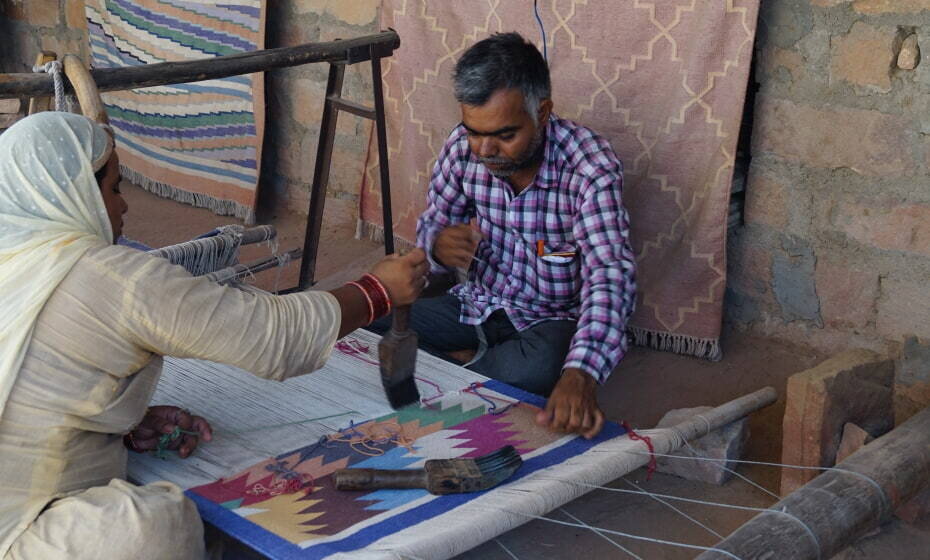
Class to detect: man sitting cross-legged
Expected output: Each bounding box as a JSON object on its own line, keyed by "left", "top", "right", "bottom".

{"left": 370, "top": 32, "right": 636, "bottom": 440}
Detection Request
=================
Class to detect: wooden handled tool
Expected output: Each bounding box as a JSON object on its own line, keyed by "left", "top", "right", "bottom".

{"left": 377, "top": 305, "right": 420, "bottom": 409}
{"left": 333, "top": 445, "right": 523, "bottom": 495}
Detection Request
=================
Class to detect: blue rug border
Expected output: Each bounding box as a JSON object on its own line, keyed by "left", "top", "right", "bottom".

{"left": 188, "top": 378, "right": 625, "bottom": 559}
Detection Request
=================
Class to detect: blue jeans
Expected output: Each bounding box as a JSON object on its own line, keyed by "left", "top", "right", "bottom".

{"left": 367, "top": 294, "right": 576, "bottom": 396}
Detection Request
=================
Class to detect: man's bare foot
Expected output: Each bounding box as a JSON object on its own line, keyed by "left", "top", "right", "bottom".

{"left": 446, "top": 349, "right": 477, "bottom": 364}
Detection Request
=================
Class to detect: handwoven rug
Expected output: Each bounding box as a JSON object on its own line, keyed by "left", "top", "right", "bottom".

{"left": 357, "top": 1, "right": 760, "bottom": 359}
{"left": 187, "top": 379, "right": 624, "bottom": 559}
{"left": 85, "top": 0, "right": 266, "bottom": 224}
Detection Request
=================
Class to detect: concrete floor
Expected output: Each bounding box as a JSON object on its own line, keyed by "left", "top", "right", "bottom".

{"left": 121, "top": 182, "right": 928, "bottom": 559}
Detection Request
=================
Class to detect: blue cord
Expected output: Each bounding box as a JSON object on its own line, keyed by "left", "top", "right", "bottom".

{"left": 533, "top": 0, "right": 548, "bottom": 62}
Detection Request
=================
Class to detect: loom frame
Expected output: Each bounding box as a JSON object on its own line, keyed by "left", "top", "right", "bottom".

{"left": 0, "top": 31, "right": 403, "bottom": 292}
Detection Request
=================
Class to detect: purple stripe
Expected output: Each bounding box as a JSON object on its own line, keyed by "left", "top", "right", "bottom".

{"left": 112, "top": 0, "right": 256, "bottom": 52}
{"left": 221, "top": 158, "right": 257, "bottom": 169}
{"left": 218, "top": 4, "right": 261, "bottom": 18}
{"left": 88, "top": 20, "right": 147, "bottom": 66}
{"left": 110, "top": 118, "right": 256, "bottom": 139}
{"left": 176, "top": 147, "right": 257, "bottom": 161}
{"left": 161, "top": 0, "right": 260, "bottom": 30}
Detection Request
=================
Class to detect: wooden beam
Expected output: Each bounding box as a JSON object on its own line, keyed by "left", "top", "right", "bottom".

{"left": 696, "top": 405, "right": 930, "bottom": 560}
{"left": 0, "top": 31, "right": 400, "bottom": 99}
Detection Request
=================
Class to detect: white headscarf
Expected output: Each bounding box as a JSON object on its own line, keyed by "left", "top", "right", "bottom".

{"left": 0, "top": 112, "right": 114, "bottom": 419}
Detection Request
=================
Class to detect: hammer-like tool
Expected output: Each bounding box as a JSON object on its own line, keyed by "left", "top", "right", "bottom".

{"left": 333, "top": 445, "right": 523, "bottom": 494}
{"left": 378, "top": 305, "right": 420, "bottom": 409}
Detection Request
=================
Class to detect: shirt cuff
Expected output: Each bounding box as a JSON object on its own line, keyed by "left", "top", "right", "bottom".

{"left": 563, "top": 343, "right": 611, "bottom": 385}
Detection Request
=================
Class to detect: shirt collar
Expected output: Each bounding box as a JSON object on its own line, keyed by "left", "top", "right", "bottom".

{"left": 534, "top": 115, "right": 560, "bottom": 190}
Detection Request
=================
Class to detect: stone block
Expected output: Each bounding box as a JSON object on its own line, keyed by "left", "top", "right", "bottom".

{"left": 815, "top": 260, "right": 878, "bottom": 329}
{"left": 780, "top": 349, "right": 894, "bottom": 494}
{"left": 833, "top": 201, "right": 930, "bottom": 257}
{"left": 752, "top": 97, "right": 914, "bottom": 177}
{"left": 65, "top": 0, "right": 88, "bottom": 31}
{"left": 758, "top": 0, "right": 813, "bottom": 50}
{"left": 812, "top": 0, "right": 851, "bottom": 6}
{"left": 830, "top": 21, "right": 896, "bottom": 92}
{"left": 295, "top": 0, "right": 379, "bottom": 26}
{"left": 759, "top": 46, "right": 806, "bottom": 83}
{"left": 655, "top": 406, "right": 749, "bottom": 485}
{"left": 896, "top": 487, "right": 930, "bottom": 524}
{"left": 877, "top": 277, "right": 930, "bottom": 340}
{"left": 728, "top": 235, "right": 774, "bottom": 300}
{"left": 771, "top": 235, "right": 822, "bottom": 325}
{"left": 743, "top": 170, "right": 788, "bottom": 229}
{"left": 853, "top": 0, "right": 930, "bottom": 14}
{"left": 894, "top": 337, "right": 930, "bottom": 425}
{"left": 835, "top": 422, "right": 873, "bottom": 463}
{"left": 5, "top": 0, "right": 60, "bottom": 26}
{"left": 288, "top": 77, "right": 326, "bottom": 128}
{"left": 898, "top": 34, "right": 921, "bottom": 70}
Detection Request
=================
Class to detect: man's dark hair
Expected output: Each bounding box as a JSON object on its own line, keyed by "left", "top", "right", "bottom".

{"left": 452, "top": 32, "right": 550, "bottom": 117}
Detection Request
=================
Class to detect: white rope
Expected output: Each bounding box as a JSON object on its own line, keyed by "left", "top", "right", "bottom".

{"left": 616, "top": 449, "right": 889, "bottom": 512}
{"left": 32, "top": 61, "right": 66, "bottom": 111}
{"left": 475, "top": 506, "right": 744, "bottom": 560}
{"left": 558, "top": 508, "right": 643, "bottom": 560}
{"left": 493, "top": 538, "right": 521, "bottom": 560}
{"left": 680, "top": 439, "right": 781, "bottom": 500}
{"left": 536, "top": 476, "right": 822, "bottom": 559}
{"left": 621, "top": 477, "right": 724, "bottom": 539}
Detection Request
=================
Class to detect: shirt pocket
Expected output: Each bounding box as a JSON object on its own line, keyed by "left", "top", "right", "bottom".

{"left": 532, "top": 239, "right": 581, "bottom": 302}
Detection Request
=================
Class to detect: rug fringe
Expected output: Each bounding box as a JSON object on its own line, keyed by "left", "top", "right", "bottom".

{"left": 355, "top": 219, "right": 415, "bottom": 252}
{"left": 630, "top": 326, "right": 722, "bottom": 361}
{"left": 120, "top": 165, "right": 256, "bottom": 225}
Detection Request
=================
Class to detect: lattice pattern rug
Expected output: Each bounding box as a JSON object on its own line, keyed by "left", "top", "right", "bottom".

{"left": 187, "top": 380, "right": 624, "bottom": 559}
{"left": 357, "top": 1, "right": 760, "bottom": 359}
{"left": 85, "top": 0, "right": 266, "bottom": 223}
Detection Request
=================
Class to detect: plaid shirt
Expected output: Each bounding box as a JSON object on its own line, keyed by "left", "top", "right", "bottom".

{"left": 416, "top": 115, "right": 636, "bottom": 383}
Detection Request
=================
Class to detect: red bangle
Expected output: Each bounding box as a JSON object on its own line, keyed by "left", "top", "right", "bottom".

{"left": 347, "top": 281, "right": 375, "bottom": 324}
{"left": 361, "top": 274, "right": 392, "bottom": 315}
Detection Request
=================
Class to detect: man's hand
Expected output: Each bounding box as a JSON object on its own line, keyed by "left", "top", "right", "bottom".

{"left": 535, "top": 368, "right": 605, "bottom": 439}
{"left": 433, "top": 224, "right": 482, "bottom": 268}
{"left": 125, "top": 405, "right": 213, "bottom": 458}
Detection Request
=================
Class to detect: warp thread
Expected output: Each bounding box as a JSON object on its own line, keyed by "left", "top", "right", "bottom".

{"left": 335, "top": 337, "right": 521, "bottom": 414}
{"left": 150, "top": 233, "right": 242, "bottom": 277}
{"left": 463, "top": 382, "right": 519, "bottom": 415}
{"left": 621, "top": 421, "right": 656, "bottom": 480}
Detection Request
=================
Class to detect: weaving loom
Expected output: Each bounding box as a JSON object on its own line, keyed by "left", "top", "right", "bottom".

{"left": 127, "top": 330, "right": 775, "bottom": 559}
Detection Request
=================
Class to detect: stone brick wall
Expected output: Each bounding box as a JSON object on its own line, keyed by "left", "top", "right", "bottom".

{"left": 728, "top": 1, "right": 930, "bottom": 363}
{"left": 260, "top": 0, "right": 380, "bottom": 217}
{"left": 0, "top": 0, "right": 90, "bottom": 73}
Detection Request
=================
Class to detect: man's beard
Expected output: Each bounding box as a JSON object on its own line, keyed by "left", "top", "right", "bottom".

{"left": 480, "top": 126, "right": 545, "bottom": 179}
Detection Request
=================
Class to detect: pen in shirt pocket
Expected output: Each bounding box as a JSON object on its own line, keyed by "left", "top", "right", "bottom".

{"left": 536, "top": 240, "right": 577, "bottom": 261}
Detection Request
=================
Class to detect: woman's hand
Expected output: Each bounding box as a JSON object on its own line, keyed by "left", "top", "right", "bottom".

{"left": 369, "top": 248, "right": 429, "bottom": 307}
{"left": 125, "top": 405, "right": 212, "bottom": 458}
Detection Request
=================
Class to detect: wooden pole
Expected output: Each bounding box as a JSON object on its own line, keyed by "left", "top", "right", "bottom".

{"left": 62, "top": 55, "right": 109, "bottom": 124}
{"left": 0, "top": 31, "right": 400, "bottom": 99}
{"left": 696, "top": 406, "right": 930, "bottom": 560}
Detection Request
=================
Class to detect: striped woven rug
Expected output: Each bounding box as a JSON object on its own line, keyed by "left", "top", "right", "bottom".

{"left": 85, "top": 0, "right": 266, "bottom": 223}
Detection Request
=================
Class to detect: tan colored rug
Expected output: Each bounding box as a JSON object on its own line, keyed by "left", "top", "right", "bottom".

{"left": 359, "top": 1, "right": 759, "bottom": 359}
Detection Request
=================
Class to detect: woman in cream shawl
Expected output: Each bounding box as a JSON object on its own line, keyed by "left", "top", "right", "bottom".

{"left": 0, "top": 112, "right": 427, "bottom": 559}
